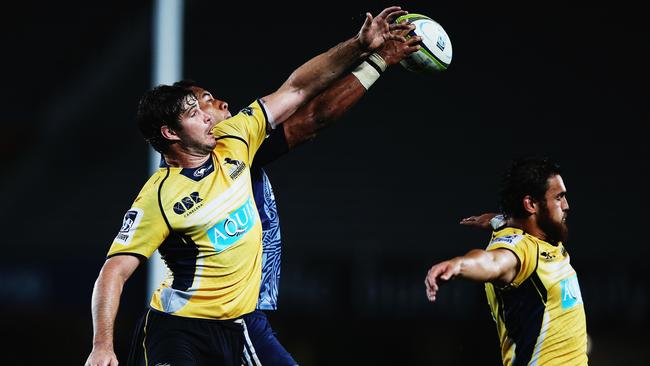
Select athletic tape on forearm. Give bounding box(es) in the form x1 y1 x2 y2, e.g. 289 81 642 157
351 53 386 90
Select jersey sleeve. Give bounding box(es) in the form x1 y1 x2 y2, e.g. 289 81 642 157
210 99 270 165
486 231 537 288
252 126 289 168
107 178 170 260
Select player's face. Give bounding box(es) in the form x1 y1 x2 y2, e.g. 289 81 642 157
176 94 217 155
538 174 570 244
190 86 232 124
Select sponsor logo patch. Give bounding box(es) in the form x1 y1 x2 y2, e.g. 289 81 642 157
173 192 203 216
206 198 256 252
561 274 583 310
489 234 523 248
114 208 144 245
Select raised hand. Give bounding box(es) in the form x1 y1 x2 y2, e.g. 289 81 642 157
358 6 413 52
377 27 421 66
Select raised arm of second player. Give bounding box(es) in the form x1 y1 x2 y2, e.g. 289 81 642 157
260 6 411 125
281 35 421 149
424 248 519 302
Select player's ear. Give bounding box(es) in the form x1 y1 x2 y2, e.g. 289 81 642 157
161 125 181 141
522 195 538 215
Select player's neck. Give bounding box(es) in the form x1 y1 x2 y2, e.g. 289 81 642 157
509 217 547 242
163 149 211 168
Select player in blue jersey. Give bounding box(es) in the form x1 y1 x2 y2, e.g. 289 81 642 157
174 32 420 366
85 7 415 366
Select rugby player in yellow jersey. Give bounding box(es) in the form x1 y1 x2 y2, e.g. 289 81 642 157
172 32 419 366
84 6 414 366
425 157 587 366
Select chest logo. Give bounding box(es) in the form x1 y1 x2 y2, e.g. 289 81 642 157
560 274 583 310
173 192 203 216
207 197 257 252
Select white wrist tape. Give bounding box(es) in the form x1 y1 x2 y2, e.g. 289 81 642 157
368 53 387 72
490 214 507 230
351 53 386 90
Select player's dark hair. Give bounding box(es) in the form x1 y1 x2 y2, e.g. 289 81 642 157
136 84 194 153
173 79 198 90
499 156 562 219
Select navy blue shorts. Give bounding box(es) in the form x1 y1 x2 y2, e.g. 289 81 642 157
127 308 244 366
242 310 298 366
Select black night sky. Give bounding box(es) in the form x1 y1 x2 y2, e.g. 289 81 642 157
1 2 648 365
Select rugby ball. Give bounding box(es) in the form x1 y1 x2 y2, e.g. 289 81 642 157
396 14 452 74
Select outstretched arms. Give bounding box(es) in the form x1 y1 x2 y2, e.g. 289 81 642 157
281 36 420 149
261 6 412 126
252 31 420 167
85 255 141 366
424 248 519 302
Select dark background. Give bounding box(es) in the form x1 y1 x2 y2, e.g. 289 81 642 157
2 1 648 365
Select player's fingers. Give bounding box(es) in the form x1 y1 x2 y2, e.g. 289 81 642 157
386 33 407 43
403 44 421 55
361 12 373 29
426 272 439 291
394 20 413 37
405 36 421 45
426 287 437 302
389 22 413 32
377 7 405 22
460 217 478 225
426 280 438 293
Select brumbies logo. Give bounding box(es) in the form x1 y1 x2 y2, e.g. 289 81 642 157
173 192 203 216
114 208 144 245
224 157 246 180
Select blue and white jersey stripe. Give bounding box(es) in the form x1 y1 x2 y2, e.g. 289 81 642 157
252 168 281 310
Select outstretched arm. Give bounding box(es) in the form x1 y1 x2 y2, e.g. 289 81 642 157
282 35 420 149
85 255 141 366
252 31 420 167
261 6 412 126
424 248 519 302
459 212 503 230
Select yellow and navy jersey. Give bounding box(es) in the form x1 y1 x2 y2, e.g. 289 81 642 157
485 227 587 366
108 100 270 320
